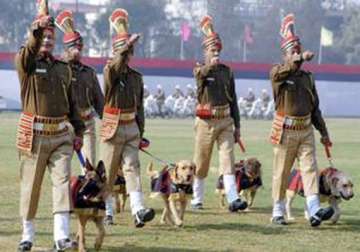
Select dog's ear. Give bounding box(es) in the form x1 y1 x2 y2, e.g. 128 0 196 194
191 163 196 174
85 158 94 172
331 177 339 186
96 161 106 180
175 164 179 180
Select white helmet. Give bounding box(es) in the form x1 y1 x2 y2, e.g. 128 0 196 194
175 85 180 89
157 84 162 89
187 84 192 89
144 85 148 90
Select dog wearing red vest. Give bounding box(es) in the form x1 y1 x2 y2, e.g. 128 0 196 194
216 158 262 210
71 160 108 252
286 167 354 224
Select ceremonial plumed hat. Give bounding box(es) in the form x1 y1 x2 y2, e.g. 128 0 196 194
33 0 55 31
109 8 130 52
200 15 222 51
280 13 300 51
55 10 83 49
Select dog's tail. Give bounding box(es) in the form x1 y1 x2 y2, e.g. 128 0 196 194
146 161 158 178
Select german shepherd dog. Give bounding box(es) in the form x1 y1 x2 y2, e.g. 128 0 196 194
71 160 108 252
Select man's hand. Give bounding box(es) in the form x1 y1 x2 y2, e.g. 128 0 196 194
73 136 83 152
210 56 219 66
302 50 315 62
128 33 140 46
234 128 241 143
320 136 332 147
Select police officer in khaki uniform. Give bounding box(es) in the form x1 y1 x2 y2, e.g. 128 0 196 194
270 13 334 226
55 10 104 169
100 8 155 227
15 1 85 251
191 16 247 212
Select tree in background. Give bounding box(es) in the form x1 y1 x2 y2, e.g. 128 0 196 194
0 0 35 51
336 5 360 64
207 0 244 61
93 0 172 58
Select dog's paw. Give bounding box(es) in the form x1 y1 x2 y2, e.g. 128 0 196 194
174 220 183 227
330 214 340 224
94 242 102 251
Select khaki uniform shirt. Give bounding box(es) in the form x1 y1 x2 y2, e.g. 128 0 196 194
69 62 104 118
194 63 240 128
270 62 328 137
103 47 145 136
15 23 85 136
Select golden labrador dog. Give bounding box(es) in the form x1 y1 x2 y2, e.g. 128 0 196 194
286 167 354 224
71 160 108 252
147 160 195 227
216 158 262 210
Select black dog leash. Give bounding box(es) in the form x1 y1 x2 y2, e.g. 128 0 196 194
140 148 176 170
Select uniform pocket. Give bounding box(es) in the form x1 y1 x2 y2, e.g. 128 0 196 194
34 74 49 93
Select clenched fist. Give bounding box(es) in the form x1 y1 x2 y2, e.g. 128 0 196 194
302 50 315 61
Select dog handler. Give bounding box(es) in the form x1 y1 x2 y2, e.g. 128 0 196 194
270 13 334 226
191 15 248 212
55 10 104 170
15 1 85 251
99 8 155 227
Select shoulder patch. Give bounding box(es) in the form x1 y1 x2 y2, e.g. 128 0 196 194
81 63 96 73
129 67 143 77
55 59 69 65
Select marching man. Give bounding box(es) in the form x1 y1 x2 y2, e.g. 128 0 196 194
55 10 104 170
15 1 85 251
191 16 248 212
100 8 155 227
270 13 334 226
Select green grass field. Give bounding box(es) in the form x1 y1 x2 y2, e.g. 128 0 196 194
0 113 359 252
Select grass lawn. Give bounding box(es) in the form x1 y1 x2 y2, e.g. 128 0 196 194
0 113 359 252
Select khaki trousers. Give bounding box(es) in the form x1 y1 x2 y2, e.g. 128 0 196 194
19 131 74 220
193 117 235 179
82 118 96 167
100 122 141 193
272 127 319 201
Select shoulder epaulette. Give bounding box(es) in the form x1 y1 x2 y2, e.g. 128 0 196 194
128 67 143 77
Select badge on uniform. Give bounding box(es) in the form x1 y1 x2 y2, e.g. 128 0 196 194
285 80 294 85
206 77 215 85
119 80 126 88
35 68 47 74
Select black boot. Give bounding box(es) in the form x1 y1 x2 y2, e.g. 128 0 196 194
18 241 32 252
191 202 204 210
134 208 155 228
271 216 288 225
103 215 114 226
54 238 77 251
310 207 335 227
228 198 248 212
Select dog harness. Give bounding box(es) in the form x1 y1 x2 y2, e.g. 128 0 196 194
288 168 338 197
71 176 105 216
150 170 193 201
216 167 263 193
